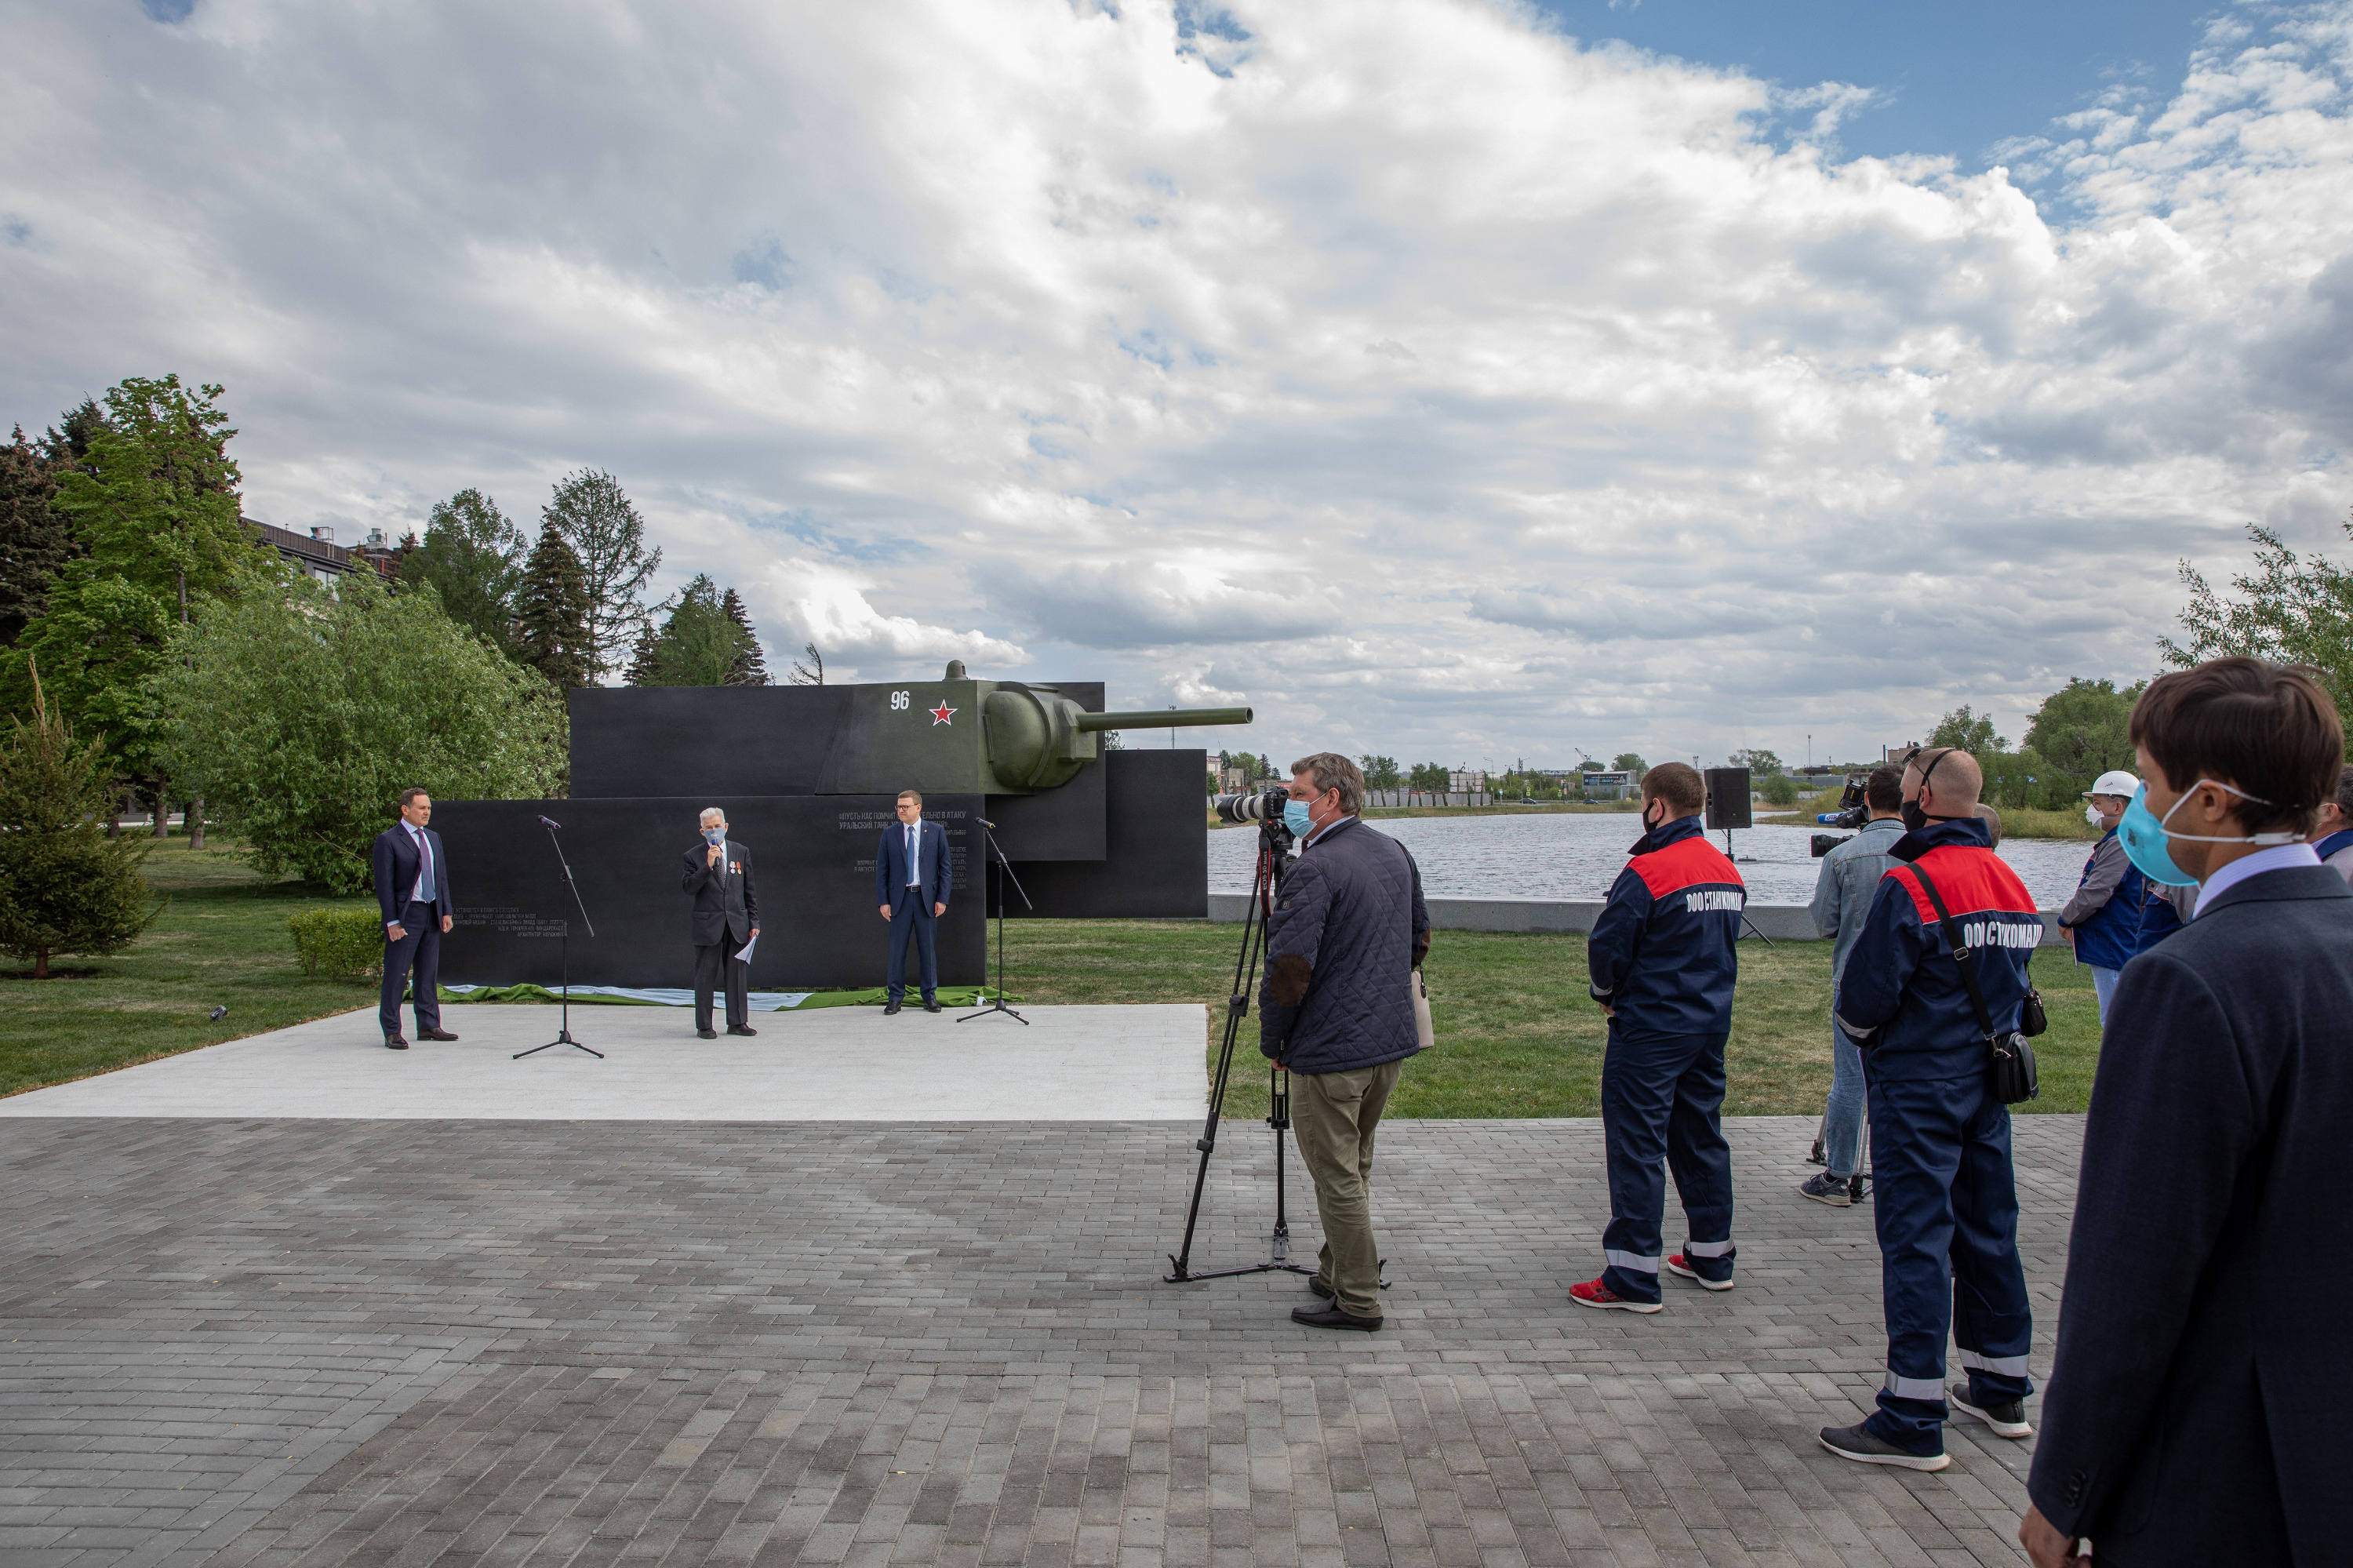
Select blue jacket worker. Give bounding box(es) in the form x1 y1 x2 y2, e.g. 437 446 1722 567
1821 746 2041 1472
1260 751 1431 1333
2056 769 2144 1024
1803 764 1906 1206
2022 660 2353 1568
371 788 457 1051
875 789 952 1013
1574 762 1745 1312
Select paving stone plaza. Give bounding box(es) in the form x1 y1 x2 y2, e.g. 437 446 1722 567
0 1007 2075 1567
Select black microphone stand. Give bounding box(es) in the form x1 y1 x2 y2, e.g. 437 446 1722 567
515 817 604 1060
959 820 1031 1025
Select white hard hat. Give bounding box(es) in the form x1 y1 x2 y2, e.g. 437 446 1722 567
2084 770 2140 799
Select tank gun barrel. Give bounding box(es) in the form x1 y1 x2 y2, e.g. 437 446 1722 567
1075 707 1253 733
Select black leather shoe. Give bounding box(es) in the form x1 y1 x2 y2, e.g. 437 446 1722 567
1291 1304 1380 1331
1306 1276 1337 1300
696 1028 718 1040
418 1028 460 1042
883 1000 903 1015
923 998 941 1013
384 1036 409 1050
727 1024 758 1036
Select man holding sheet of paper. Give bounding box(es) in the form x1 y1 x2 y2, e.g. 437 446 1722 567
681 806 760 1039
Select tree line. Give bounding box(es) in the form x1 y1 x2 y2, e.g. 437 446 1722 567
0 374 800 971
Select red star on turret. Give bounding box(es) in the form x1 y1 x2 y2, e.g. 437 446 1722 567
929 701 956 725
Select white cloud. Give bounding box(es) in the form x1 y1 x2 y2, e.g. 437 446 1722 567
3 0 2351 761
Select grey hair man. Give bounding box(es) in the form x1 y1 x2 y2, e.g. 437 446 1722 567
681 806 760 1039
1260 751 1431 1332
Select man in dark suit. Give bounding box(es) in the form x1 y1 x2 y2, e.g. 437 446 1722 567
681 806 759 1040
2022 658 2353 1566
875 788 951 1014
372 788 458 1050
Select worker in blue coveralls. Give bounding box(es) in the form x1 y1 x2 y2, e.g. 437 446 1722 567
1573 762 1747 1313
1821 746 2042 1472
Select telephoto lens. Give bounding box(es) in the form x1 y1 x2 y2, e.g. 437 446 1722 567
1213 788 1290 825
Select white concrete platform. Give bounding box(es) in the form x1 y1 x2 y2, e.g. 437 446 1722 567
0 1003 1211 1121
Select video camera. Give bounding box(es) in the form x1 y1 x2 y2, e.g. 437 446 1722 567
1809 772 1871 857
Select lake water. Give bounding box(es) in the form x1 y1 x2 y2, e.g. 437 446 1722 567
1206 813 2092 908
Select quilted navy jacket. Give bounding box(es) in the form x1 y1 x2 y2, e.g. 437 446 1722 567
1258 816 1431 1075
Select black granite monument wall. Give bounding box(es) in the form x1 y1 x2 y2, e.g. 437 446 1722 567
432 795 987 990
999 751 1209 920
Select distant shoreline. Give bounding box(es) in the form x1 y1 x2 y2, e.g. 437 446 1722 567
1206 799 2101 842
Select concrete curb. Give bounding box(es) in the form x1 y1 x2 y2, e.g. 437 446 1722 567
1206 891 2071 946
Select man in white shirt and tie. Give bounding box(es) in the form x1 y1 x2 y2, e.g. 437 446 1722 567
371 788 458 1050
875 789 951 1014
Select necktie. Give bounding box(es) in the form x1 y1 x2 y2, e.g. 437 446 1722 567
907 825 918 886
415 828 435 904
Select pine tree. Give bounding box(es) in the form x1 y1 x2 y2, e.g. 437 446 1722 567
720 588 769 686
544 469 660 681
0 427 78 647
514 520 593 689
0 660 155 977
622 624 664 686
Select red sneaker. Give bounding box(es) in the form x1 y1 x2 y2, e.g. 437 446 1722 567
1666 1254 1735 1292
1569 1277 1662 1313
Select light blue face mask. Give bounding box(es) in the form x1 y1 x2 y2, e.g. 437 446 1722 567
1282 799 1316 839
703 826 726 846
2115 780 2300 888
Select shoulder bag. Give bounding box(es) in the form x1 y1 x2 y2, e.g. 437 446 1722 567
1898 863 2040 1104
1409 967 1435 1050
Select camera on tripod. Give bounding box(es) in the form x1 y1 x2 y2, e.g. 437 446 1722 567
1213 788 1291 828
1809 772 1870 857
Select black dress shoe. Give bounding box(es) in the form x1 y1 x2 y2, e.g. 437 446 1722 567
727 1024 758 1036
384 1036 409 1050
1291 1304 1380 1331
1306 1275 1337 1300
696 1028 718 1039
922 998 941 1013
883 1000 903 1016
418 1028 460 1042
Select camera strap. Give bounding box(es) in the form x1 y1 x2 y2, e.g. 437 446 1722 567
1898 862 1999 1043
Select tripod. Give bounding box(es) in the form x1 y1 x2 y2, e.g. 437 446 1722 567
515 817 604 1060
959 820 1032 1024
1165 819 1315 1283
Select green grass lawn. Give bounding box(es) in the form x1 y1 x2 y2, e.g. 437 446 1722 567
0 838 384 1098
3 842 2105 1115
997 918 2100 1119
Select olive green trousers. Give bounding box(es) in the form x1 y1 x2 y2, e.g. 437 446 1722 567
1291 1058 1404 1319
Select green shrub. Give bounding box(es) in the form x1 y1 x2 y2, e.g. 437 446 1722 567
289 907 385 981
1758 773 1800 806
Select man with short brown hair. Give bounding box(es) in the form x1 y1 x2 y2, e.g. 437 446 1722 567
2022 658 2353 1566
372 788 457 1050
1574 762 1746 1312
875 788 951 1013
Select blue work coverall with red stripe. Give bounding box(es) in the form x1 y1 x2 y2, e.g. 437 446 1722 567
1586 814 1747 1302
1836 817 2040 1452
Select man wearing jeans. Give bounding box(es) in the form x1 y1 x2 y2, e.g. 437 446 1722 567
1804 765 1906 1205
1260 752 1431 1332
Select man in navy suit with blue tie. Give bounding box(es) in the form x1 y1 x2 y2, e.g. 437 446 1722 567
875 789 951 1014
372 788 457 1050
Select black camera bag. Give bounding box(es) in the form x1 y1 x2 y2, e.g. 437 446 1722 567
1899 863 2039 1104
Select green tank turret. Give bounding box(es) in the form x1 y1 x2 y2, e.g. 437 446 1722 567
806 660 1251 797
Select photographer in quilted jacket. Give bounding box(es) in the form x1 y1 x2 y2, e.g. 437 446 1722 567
1260 751 1431 1333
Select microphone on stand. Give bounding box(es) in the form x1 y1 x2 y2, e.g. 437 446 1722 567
538 816 562 830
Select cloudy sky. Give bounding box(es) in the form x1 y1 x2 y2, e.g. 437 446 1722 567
5 1 2351 771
